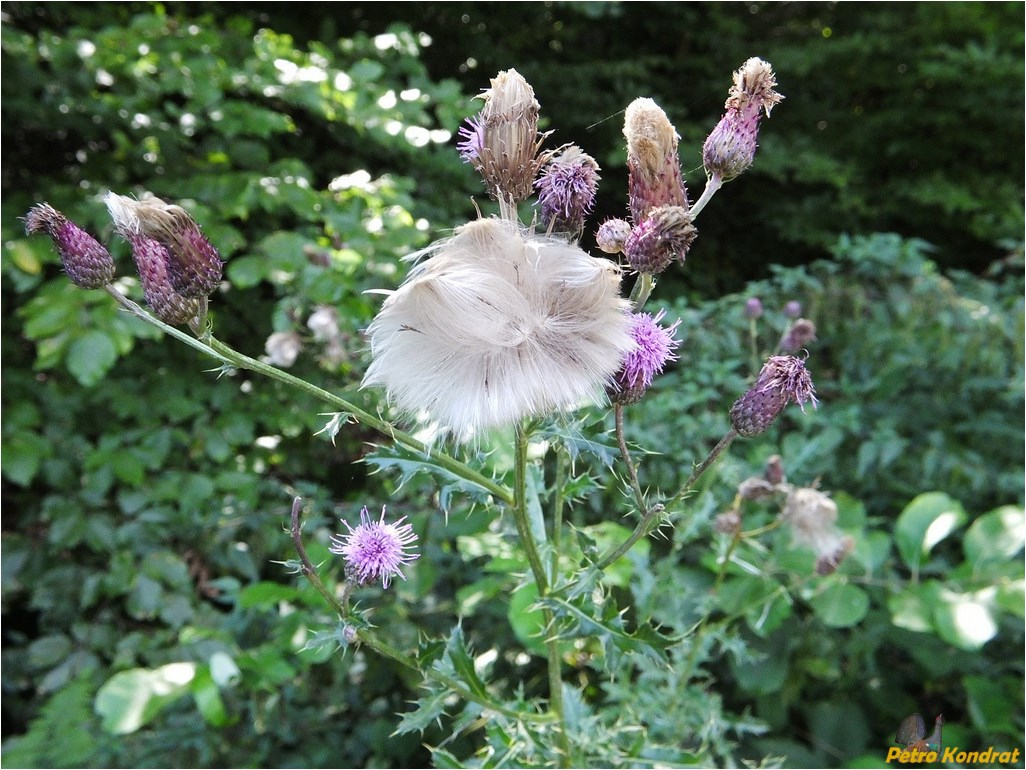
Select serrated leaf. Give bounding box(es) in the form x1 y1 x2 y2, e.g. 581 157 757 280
440 626 489 700
363 444 497 511
393 689 449 736
65 330 118 387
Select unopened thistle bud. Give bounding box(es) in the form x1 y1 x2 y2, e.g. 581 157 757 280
623 205 696 274
535 145 600 237
738 476 776 501
744 297 764 319
783 300 802 319
609 309 681 405
703 57 783 184
764 454 786 485
122 232 203 326
623 98 690 225
713 509 742 535
105 193 223 298
596 218 632 254
24 203 116 289
457 69 549 205
729 355 817 437
780 318 817 352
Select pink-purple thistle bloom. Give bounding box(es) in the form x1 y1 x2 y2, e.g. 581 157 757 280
105 193 223 299
24 203 116 289
703 57 783 184
329 506 419 589
123 232 203 326
729 355 817 437
535 146 600 236
622 205 696 274
610 310 681 404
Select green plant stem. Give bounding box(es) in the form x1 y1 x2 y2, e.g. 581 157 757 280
594 429 738 572
510 423 549 592
103 284 512 505
509 425 570 764
614 405 648 517
749 317 760 375
666 429 739 510
689 174 723 219
288 498 553 725
628 272 655 310
549 444 568 584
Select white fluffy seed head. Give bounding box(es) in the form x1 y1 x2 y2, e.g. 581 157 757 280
363 218 633 442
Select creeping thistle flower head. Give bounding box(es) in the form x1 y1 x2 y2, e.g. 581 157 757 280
330 506 419 589
363 217 633 442
780 318 817 352
105 193 223 298
730 355 817 437
623 98 690 224
610 309 681 405
457 69 550 206
25 203 116 289
703 57 783 184
535 145 600 238
622 205 697 273
596 218 632 255
123 232 203 326
780 487 854 576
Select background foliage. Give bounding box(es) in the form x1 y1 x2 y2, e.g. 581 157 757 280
2 3 1023 768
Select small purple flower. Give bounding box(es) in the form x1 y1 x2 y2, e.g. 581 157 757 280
780 318 817 352
610 310 681 404
744 297 764 319
456 115 484 163
783 300 802 319
25 203 116 289
330 506 419 589
729 355 817 437
535 146 600 236
623 205 696 274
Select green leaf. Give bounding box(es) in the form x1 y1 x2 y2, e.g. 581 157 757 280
95 662 197 734
508 581 547 655
888 581 936 633
225 254 267 288
65 331 118 387
191 665 229 727
963 506 1026 568
930 586 998 650
894 492 967 572
808 581 869 628
238 581 302 609
0 431 51 486
439 626 489 700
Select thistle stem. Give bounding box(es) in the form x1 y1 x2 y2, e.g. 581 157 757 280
628 272 655 310
689 174 723 220
511 423 548 592
549 444 569 583
102 284 512 505
614 405 648 517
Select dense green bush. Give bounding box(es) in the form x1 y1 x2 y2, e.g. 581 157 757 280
2 5 1022 769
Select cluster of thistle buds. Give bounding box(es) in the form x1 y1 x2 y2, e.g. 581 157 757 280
24 195 224 329
715 455 855 575
596 57 782 276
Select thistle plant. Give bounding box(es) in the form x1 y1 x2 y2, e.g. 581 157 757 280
26 59 840 767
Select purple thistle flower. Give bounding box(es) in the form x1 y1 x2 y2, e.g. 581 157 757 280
595 218 632 254
24 203 116 289
123 232 203 326
783 300 802 319
780 318 817 352
744 297 764 319
535 146 600 236
610 309 681 404
703 57 783 184
623 205 696 274
329 506 419 589
729 355 817 437
456 115 485 163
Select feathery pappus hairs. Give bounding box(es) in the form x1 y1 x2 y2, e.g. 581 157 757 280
362 217 634 443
